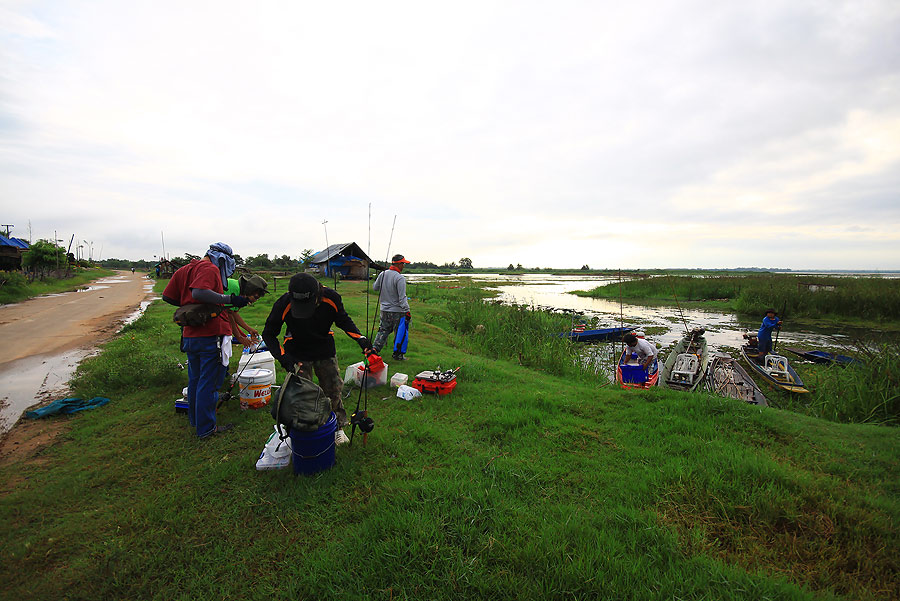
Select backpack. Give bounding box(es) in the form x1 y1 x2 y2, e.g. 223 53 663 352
271 371 331 433
173 303 220 327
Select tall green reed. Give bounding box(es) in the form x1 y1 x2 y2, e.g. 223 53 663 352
445 290 598 380
795 343 900 426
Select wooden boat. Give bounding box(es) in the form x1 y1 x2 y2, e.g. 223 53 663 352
784 347 862 367
740 343 809 394
559 325 633 343
615 350 659 389
706 352 767 406
660 329 709 391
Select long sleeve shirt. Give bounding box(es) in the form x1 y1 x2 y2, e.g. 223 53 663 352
757 316 781 342
372 267 409 313
262 286 368 364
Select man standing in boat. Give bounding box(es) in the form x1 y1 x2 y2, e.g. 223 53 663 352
756 308 782 364
372 254 411 361
622 333 658 370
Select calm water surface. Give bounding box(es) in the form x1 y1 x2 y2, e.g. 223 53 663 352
407 273 880 353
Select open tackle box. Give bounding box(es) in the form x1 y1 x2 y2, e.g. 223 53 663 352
411 367 460 395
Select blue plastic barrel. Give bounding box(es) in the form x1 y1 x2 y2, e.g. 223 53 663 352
290 412 337 476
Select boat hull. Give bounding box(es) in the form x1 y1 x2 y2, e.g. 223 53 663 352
784 347 861 367
707 353 767 406
615 351 659 389
740 346 809 394
560 326 633 343
660 331 709 392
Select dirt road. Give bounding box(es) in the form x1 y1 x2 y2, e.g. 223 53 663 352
0 271 155 434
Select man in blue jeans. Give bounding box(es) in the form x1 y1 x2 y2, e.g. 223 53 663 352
163 243 249 438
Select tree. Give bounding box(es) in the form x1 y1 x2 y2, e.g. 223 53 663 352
516 263 523 270
299 249 314 268
581 264 590 270
22 239 66 281
459 257 473 269
245 254 272 269
273 254 294 269
507 263 515 271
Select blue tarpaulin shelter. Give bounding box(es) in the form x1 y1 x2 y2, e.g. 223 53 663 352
309 243 384 279
0 234 29 269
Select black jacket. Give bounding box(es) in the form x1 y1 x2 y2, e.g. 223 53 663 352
262 286 369 365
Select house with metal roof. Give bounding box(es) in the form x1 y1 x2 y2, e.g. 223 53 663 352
308 243 384 279
0 235 30 270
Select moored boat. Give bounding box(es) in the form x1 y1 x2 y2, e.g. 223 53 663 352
706 352 767 406
660 329 709 391
784 347 862 367
559 325 633 343
615 350 659 389
740 336 809 394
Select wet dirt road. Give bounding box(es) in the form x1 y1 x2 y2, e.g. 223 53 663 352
0 271 155 434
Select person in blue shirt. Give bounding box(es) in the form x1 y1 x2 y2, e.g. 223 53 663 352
757 308 782 363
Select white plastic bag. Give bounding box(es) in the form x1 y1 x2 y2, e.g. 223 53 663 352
397 384 422 400
255 425 292 470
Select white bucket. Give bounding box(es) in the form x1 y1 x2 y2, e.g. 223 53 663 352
237 350 276 377
238 368 274 410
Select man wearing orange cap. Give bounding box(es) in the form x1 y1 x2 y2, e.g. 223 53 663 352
372 254 411 360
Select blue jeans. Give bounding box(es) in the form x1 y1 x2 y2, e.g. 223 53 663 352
183 336 226 438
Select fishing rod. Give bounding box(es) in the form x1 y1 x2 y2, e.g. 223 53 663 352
368 214 397 341
351 204 379 447
773 301 786 354
217 340 264 410
322 219 337 291
666 273 690 337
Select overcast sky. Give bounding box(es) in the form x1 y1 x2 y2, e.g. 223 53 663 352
2 0 899 270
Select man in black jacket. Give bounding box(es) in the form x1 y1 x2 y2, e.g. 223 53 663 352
262 273 372 445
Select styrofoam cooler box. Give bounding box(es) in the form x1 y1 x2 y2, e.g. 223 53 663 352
343 361 389 388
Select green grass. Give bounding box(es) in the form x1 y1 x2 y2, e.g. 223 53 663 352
772 344 900 426
1 279 897 600
576 274 900 324
0 267 115 305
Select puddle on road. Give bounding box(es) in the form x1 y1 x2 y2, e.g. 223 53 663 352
0 275 158 436
121 296 160 328
0 348 99 436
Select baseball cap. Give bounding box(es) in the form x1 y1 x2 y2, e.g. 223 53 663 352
391 254 410 264
289 273 320 318
239 274 269 297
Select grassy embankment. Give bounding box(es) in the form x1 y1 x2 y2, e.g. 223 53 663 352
0 267 116 305
0 278 897 600
574 274 900 328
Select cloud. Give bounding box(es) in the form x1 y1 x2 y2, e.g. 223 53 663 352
1 0 899 269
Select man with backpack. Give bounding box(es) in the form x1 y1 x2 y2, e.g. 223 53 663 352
163 243 250 439
261 273 373 445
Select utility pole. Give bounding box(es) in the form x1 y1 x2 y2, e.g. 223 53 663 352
1 224 12 237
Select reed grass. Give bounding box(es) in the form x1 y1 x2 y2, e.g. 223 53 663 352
777 343 900 426
579 274 900 322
